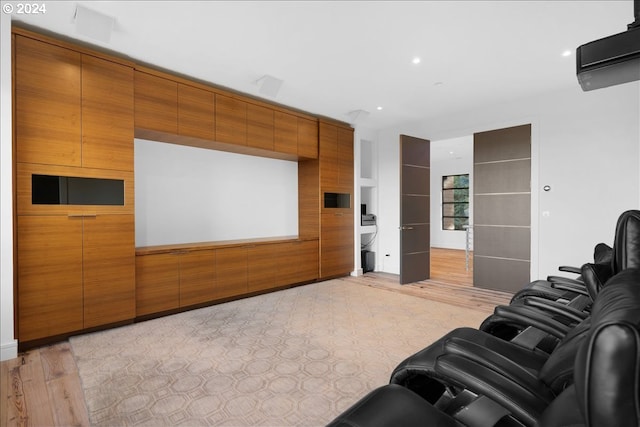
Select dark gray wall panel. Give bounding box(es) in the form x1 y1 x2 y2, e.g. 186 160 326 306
402 194 430 225
474 159 531 194
473 256 531 292
474 194 530 227
401 252 430 284
474 225 531 260
401 135 430 166
402 165 430 195
402 224 430 253
473 124 531 163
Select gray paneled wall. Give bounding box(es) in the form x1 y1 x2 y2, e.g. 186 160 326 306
473 124 531 292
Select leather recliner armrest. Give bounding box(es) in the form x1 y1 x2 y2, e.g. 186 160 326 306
550 281 590 296
489 305 572 339
523 297 588 323
443 337 545 400
435 353 551 427
557 265 581 275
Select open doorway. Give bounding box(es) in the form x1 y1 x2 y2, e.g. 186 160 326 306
430 124 532 292
430 136 474 286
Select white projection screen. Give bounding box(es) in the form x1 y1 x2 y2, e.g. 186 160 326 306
134 139 299 247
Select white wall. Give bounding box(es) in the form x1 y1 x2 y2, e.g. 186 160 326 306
430 136 474 250
135 139 299 247
375 82 640 279
0 12 17 361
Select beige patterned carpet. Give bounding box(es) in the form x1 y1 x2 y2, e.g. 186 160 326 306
69 277 493 426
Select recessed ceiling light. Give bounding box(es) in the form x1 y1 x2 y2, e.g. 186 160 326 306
412 57 421 64
562 50 572 57
376 106 383 111
434 81 444 86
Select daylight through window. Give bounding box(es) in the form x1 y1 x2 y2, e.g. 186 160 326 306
442 174 469 230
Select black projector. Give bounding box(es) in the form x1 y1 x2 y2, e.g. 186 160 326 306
576 1 640 92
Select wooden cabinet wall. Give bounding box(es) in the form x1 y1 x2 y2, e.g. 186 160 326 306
247 103 275 151
133 69 319 160
178 84 215 141
13 27 352 346
320 212 354 279
319 121 355 279
248 240 319 293
135 249 217 316
134 71 178 135
14 31 136 345
135 253 180 316
135 239 319 318
15 35 134 172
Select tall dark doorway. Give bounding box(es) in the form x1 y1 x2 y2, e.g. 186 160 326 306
473 124 531 292
399 134 431 284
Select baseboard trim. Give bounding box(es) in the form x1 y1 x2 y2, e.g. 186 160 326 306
1 339 18 361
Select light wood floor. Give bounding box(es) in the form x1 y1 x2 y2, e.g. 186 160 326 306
0 247 510 427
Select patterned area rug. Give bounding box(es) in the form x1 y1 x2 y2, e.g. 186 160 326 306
69 278 492 426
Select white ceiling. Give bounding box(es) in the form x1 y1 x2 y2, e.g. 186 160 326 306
9 1 636 130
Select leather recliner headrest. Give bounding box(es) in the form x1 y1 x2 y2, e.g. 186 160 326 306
613 210 640 272
573 268 640 427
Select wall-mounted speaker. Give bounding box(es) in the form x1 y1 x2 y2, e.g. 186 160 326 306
256 75 284 98
74 5 115 43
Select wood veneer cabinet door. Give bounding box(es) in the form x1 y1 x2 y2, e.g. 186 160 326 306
320 212 354 278
297 118 319 159
82 55 134 172
298 159 320 239
135 253 180 316
15 35 81 167
179 250 216 307
247 103 274 151
338 127 355 192
275 243 299 286
215 94 247 146
83 215 135 328
319 122 339 191
215 247 247 299
134 71 178 134
17 216 83 342
274 111 298 155
296 240 319 282
247 244 278 293
178 84 215 141
320 122 354 193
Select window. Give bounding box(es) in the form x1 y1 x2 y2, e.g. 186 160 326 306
442 174 469 230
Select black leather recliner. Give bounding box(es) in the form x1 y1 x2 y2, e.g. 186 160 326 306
386 211 640 403
327 268 640 427
479 210 640 343
508 242 611 304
